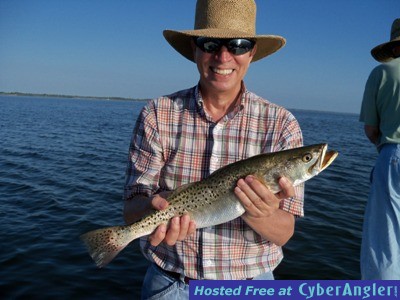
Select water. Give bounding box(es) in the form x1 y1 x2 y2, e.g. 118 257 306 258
0 95 376 299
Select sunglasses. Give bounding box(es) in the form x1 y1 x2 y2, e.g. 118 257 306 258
193 37 255 55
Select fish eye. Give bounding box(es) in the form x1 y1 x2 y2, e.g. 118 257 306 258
302 153 313 162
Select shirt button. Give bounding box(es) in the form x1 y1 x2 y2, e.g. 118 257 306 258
204 260 213 267
214 124 223 132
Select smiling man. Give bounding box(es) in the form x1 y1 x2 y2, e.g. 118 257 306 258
123 1 304 299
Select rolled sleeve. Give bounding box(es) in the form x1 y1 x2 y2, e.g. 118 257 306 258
124 102 164 200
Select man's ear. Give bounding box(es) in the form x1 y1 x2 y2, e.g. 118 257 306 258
250 44 257 59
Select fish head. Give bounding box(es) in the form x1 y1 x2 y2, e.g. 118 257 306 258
289 143 338 186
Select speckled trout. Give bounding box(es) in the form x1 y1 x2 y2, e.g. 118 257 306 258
81 143 338 267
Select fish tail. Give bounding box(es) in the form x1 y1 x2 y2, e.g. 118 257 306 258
80 225 131 268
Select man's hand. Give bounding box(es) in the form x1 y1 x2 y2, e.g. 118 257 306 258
147 192 196 247
234 175 296 246
235 175 294 218
364 125 380 146
124 191 196 247
148 214 196 247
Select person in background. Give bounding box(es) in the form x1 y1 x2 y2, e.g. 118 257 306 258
359 18 400 280
124 0 304 298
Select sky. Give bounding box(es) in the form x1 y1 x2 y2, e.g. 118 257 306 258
0 0 399 113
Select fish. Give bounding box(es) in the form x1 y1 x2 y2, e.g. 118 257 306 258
80 143 338 268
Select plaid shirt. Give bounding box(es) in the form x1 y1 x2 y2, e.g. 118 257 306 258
124 84 304 280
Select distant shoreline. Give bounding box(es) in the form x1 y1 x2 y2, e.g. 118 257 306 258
0 91 148 102
0 91 358 115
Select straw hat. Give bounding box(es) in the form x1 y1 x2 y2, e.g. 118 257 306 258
371 18 400 62
163 0 286 63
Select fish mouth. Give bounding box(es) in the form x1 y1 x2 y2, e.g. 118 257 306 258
319 144 339 172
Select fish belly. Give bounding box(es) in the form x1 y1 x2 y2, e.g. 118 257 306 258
190 193 245 228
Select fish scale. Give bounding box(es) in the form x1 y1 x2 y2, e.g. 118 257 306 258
81 143 338 267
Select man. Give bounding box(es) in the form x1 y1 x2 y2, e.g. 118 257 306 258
124 0 304 298
359 18 400 280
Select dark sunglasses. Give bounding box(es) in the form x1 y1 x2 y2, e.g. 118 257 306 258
193 37 255 55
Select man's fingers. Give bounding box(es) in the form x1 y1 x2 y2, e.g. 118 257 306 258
151 194 169 211
177 214 190 241
275 177 295 199
188 220 196 235
235 176 274 211
148 215 196 247
148 224 167 247
164 217 180 246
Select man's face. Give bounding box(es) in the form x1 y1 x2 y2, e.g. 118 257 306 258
192 39 256 95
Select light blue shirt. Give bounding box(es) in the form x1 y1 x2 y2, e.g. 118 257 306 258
359 58 400 148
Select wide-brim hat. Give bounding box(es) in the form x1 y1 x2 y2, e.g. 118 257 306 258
163 0 286 63
371 18 400 62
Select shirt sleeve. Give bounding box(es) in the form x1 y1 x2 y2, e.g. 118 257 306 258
359 68 380 126
123 101 164 200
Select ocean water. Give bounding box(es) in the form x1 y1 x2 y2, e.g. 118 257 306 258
0 95 376 299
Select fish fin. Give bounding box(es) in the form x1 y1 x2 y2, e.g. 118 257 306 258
253 174 267 185
80 226 129 268
254 174 281 194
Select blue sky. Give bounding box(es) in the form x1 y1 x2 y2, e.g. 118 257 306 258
0 0 398 113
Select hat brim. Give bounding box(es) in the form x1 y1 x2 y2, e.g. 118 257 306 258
371 39 400 62
163 29 286 63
